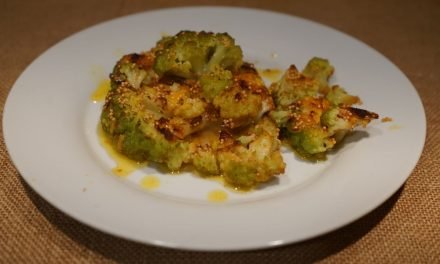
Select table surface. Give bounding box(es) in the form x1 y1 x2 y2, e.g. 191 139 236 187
1 0 439 263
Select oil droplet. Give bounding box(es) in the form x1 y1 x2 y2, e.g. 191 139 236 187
140 175 160 190
381 117 393 123
91 79 110 103
389 124 401 131
258 68 282 82
97 124 146 177
208 189 228 203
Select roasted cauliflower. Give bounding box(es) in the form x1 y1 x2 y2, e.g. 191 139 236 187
100 31 378 189
153 31 243 79
101 31 285 189
269 57 378 160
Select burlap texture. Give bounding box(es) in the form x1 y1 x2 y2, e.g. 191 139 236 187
1 0 439 263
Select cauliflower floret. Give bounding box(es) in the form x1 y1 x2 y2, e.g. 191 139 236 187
325 85 361 106
213 63 274 128
101 32 377 188
269 57 378 160
111 53 158 90
153 31 243 79
302 57 334 92
101 31 283 189
199 66 233 100
270 65 320 108
188 117 285 189
219 118 285 189
101 87 189 171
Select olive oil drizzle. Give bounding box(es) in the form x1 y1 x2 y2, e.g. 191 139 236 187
97 124 146 177
257 68 282 82
208 189 228 202
91 79 110 102
140 175 161 190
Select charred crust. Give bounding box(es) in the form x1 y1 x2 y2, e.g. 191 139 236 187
219 130 230 140
159 75 186 85
348 107 379 119
288 64 299 72
110 72 126 85
154 117 175 140
234 92 242 101
239 80 249 90
133 52 156 70
240 62 258 73
128 53 141 63
219 130 234 145
190 116 203 127
204 104 220 120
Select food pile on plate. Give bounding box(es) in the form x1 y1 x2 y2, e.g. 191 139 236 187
100 31 378 189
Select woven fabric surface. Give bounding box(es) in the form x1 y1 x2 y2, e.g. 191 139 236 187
1 0 439 263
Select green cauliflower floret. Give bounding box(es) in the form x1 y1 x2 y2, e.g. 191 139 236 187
211 63 274 129
192 149 219 175
110 53 158 90
268 110 291 127
153 31 243 79
269 57 378 160
282 99 378 161
199 66 233 100
286 128 335 161
119 63 146 90
321 107 352 134
321 107 379 142
302 57 334 91
189 130 222 175
270 58 333 109
280 96 335 161
325 85 361 106
100 31 288 189
218 153 258 188
270 65 320 108
213 83 263 127
218 117 285 189
188 117 285 189
100 87 189 171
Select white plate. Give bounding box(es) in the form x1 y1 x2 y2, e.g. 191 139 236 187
3 7 426 251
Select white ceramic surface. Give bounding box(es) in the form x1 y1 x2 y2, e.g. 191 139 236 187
3 7 426 251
